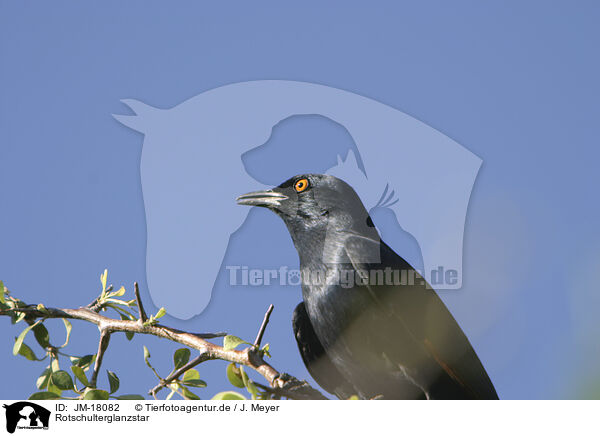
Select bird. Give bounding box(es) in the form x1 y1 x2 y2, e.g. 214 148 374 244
236 174 498 399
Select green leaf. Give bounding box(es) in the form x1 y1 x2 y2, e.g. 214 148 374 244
238 366 258 399
142 318 157 327
13 322 37 356
83 389 109 400
71 366 90 387
211 391 246 400
180 386 200 400
106 370 120 394
111 286 126 297
226 363 245 388
261 343 271 358
173 348 191 369
51 357 60 372
100 269 108 293
115 394 145 400
154 307 166 319
182 368 200 382
143 345 151 365
105 299 134 308
182 369 206 388
46 378 62 396
246 378 258 395
239 365 249 386
36 368 52 390
29 391 61 400
182 379 207 388
223 335 249 351
51 370 75 391
0 280 5 304
72 354 95 370
17 342 42 361
60 319 72 348
246 380 258 399
33 323 50 349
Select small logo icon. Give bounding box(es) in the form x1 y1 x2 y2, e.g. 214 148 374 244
3 402 50 433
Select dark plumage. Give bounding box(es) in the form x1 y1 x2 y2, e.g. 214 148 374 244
237 174 498 399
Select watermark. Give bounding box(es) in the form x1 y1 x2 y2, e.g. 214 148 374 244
115 80 481 318
226 265 459 289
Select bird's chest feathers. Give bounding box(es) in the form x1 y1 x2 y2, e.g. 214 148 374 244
294 223 377 347
300 265 373 350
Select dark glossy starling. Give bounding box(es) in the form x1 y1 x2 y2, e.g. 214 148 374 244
237 174 498 399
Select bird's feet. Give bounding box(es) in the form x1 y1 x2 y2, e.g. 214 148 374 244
272 372 293 387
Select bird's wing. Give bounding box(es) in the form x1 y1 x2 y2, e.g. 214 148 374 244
292 302 356 399
343 234 498 399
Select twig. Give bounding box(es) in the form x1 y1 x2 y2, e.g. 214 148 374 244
254 304 274 348
86 297 101 312
133 282 147 323
87 286 114 312
148 354 210 397
90 330 111 388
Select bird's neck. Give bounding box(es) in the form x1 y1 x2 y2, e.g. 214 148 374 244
288 213 378 263
288 223 332 267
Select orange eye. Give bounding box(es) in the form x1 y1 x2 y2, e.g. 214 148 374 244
294 178 309 193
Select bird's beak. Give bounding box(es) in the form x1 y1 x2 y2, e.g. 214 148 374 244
236 190 288 208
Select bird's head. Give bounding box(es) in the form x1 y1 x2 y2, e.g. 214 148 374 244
236 174 377 244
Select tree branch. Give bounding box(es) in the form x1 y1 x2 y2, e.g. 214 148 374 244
1 297 326 400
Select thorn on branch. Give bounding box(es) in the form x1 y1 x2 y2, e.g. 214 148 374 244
133 282 147 324
253 304 274 349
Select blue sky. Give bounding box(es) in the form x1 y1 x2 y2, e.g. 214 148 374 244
1 1 599 400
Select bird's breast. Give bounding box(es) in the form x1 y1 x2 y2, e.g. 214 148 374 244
300 264 373 348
